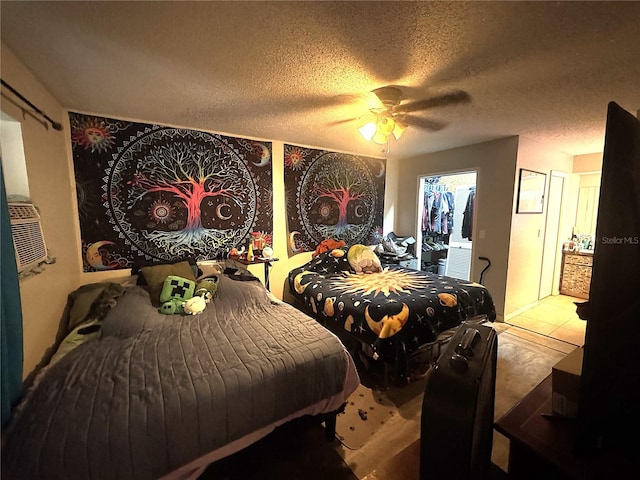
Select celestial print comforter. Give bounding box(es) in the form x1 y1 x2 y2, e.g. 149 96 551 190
287 249 496 373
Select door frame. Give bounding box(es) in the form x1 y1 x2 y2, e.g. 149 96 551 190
415 168 479 279
539 170 570 298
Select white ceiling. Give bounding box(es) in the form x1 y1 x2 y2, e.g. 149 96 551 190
2 1 639 160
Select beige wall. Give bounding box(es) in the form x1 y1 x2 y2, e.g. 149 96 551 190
573 152 603 173
393 137 520 321
1 44 83 378
505 137 575 316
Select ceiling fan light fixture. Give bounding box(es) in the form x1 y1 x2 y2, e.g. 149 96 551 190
372 131 389 145
392 121 407 140
358 121 377 141
376 115 395 136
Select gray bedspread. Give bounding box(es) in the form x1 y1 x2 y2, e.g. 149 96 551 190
2 275 350 479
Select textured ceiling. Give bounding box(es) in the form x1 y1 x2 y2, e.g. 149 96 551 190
1 1 639 159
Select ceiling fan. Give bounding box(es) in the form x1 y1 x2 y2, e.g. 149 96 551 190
344 85 471 150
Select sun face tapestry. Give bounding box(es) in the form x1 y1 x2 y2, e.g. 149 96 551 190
70 112 273 272
284 144 385 254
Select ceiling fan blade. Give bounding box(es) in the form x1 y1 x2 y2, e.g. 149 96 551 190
371 86 403 108
330 92 384 110
326 113 375 127
400 115 447 131
326 117 360 127
396 90 471 113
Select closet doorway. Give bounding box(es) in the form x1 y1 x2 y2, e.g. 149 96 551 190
416 171 477 281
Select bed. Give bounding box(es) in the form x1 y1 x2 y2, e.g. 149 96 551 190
286 247 496 379
1 269 359 480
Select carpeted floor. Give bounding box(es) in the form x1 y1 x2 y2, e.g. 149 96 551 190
202 322 577 479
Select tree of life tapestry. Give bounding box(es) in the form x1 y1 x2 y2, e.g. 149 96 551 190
284 144 385 254
70 112 273 272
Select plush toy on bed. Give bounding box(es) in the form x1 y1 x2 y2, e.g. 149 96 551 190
182 296 206 315
313 238 347 257
347 244 382 274
159 298 185 315
159 275 196 315
194 276 219 303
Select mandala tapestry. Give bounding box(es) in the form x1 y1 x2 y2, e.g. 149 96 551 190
70 112 273 272
284 144 385 254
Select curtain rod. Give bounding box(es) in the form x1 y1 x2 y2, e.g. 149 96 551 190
0 79 63 131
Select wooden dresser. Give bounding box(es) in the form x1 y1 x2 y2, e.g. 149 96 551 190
560 252 593 299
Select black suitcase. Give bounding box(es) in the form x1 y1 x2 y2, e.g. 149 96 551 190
420 321 498 480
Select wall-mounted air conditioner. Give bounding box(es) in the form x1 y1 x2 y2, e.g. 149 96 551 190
8 202 47 272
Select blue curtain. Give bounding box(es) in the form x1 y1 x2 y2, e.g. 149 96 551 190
1 164 24 427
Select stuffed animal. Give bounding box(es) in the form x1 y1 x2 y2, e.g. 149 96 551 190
347 244 382 274
183 296 206 315
159 275 196 303
159 298 185 315
158 275 196 315
194 276 219 303
313 239 346 257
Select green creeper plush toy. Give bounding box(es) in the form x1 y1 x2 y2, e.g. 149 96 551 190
159 275 196 315
159 298 185 315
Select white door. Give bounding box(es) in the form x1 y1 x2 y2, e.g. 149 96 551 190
539 173 565 298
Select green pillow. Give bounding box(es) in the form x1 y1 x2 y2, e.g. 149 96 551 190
141 261 196 305
160 275 195 303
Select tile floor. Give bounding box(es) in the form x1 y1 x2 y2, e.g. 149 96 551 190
506 294 587 346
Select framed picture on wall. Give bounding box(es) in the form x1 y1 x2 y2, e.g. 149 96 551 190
516 168 546 213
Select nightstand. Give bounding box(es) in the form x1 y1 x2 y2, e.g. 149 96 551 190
228 257 279 291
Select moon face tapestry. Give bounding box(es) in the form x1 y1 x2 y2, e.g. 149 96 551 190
284 144 385 254
70 112 273 272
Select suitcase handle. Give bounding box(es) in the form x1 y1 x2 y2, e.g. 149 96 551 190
448 327 482 373
456 327 481 358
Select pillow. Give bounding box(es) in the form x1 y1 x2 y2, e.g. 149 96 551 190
347 244 383 274
141 261 197 305
160 275 196 303
135 258 201 285
49 318 102 366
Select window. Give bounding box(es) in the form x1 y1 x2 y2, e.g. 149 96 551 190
1 111 49 275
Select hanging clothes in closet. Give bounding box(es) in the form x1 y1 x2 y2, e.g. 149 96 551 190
462 187 475 240
423 185 455 235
